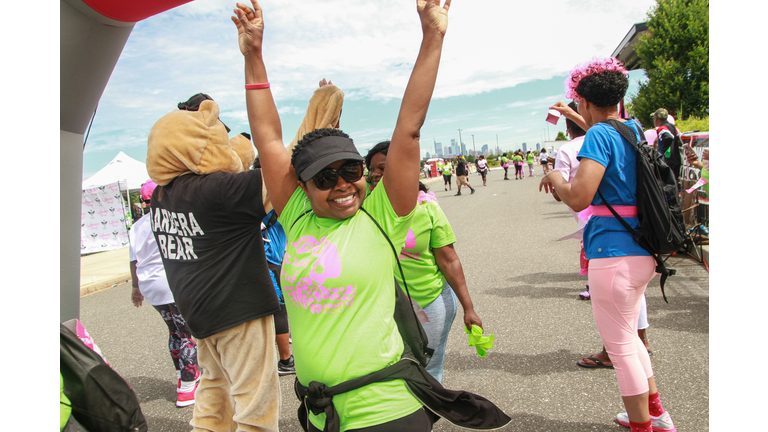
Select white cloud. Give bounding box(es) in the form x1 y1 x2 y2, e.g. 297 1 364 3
82 0 657 172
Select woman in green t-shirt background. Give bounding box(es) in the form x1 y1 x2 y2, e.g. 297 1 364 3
439 160 453 191
526 150 536 177
512 152 524 179
367 143 484 383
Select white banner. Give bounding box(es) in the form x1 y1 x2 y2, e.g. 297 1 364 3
81 181 130 254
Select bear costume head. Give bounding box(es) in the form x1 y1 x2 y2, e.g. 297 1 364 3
146 99 253 185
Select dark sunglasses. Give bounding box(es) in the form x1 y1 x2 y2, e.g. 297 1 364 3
312 161 364 190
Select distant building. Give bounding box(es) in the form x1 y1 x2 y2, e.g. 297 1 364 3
425 151 431 159
481 144 489 155
536 143 540 152
460 143 467 155
450 139 459 156
522 143 527 153
434 139 443 158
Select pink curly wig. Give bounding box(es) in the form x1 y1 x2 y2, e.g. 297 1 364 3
565 57 628 102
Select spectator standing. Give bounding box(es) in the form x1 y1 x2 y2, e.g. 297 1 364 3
539 148 550 174
253 157 295 376
652 108 682 180
512 152 524 179
541 57 676 432
129 180 200 408
545 101 653 369
501 154 510 180
440 159 453 191
476 155 489 186
526 150 536 177
366 140 390 193
367 148 484 383
686 148 709 196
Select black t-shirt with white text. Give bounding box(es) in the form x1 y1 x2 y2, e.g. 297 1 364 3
151 170 279 339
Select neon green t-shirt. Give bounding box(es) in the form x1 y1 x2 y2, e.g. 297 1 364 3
512 155 523 164
501 156 508 165
278 183 421 431
526 153 535 164
395 195 456 308
440 162 453 175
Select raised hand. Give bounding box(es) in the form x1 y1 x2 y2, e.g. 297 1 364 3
417 0 451 37
231 1 265 56
549 101 574 116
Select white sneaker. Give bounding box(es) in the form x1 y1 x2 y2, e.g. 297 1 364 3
616 411 676 431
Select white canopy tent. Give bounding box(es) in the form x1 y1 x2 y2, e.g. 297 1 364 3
82 151 150 191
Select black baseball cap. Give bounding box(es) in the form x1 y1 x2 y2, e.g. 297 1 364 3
293 136 364 182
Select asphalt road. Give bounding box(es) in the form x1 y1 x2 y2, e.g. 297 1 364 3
79 167 709 431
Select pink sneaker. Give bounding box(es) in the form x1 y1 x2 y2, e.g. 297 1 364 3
176 380 199 407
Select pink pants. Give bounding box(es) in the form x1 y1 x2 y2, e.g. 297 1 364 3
588 255 656 397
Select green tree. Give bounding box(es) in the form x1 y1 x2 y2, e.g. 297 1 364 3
555 131 568 141
629 0 709 128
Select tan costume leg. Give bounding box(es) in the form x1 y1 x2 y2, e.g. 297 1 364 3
191 316 280 432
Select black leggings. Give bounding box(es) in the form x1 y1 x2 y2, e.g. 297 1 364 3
443 174 452 186
308 408 434 432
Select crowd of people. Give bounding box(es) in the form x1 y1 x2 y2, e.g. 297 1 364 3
119 2 711 432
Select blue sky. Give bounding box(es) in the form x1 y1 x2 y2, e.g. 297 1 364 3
82 0 656 179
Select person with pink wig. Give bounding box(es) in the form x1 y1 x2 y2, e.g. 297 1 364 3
540 57 676 432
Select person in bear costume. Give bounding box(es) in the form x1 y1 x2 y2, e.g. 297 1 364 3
146 95 281 432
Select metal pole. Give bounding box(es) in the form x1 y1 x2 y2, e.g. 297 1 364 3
458 129 463 154
472 134 476 156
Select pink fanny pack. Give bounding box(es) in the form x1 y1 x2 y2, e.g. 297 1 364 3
579 205 637 221
587 205 637 218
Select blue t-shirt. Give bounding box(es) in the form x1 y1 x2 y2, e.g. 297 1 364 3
577 120 650 259
262 210 287 265
263 210 287 303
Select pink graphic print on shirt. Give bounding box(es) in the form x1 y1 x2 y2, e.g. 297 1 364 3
399 229 420 261
282 235 357 315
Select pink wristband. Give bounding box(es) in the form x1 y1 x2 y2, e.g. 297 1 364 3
245 83 270 90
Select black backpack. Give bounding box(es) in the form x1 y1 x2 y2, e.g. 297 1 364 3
598 119 690 302
60 323 148 432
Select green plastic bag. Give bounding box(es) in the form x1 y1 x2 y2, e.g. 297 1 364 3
464 325 494 357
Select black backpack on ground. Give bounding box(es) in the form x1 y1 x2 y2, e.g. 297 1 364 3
60 323 148 432
598 119 690 302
